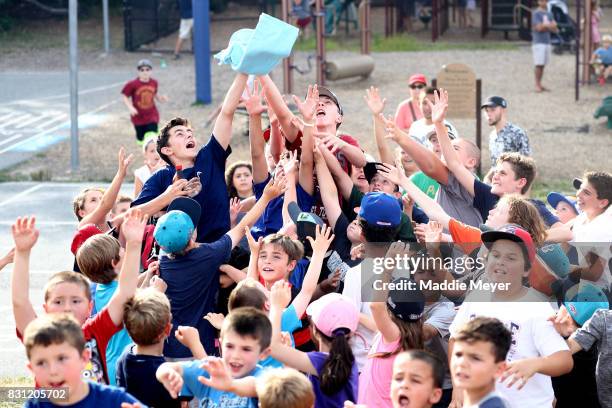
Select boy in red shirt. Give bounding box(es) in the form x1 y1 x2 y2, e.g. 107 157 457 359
121 59 168 144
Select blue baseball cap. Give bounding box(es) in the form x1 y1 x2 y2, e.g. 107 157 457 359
564 281 609 326
537 244 570 279
547 192 579 215
154 210 195 253
358 192 401 228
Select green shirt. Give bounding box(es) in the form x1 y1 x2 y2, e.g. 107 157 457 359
410 171 440 199
342 186 416 242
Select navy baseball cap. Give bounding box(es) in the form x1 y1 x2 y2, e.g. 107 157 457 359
481 224 536 269
288 201 325 242
481 96 507 109
546 192 579 215
387 278 425 322
358 192 401 228
168 197 201 228
573 177 583 190
363 162 383 184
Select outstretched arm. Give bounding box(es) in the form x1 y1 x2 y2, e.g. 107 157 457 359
107 209 147 326
377 162 452 229
314 145 342 229
364 87 394 165
11 217 39 335
293 85 319 195
430 89 476 196
382 115 450 184
79 147 133 228
258 75 300 142
213 73 249 150
245 80 269 184
317 138 354 200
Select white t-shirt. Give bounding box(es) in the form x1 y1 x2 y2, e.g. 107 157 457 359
134 165 153 184
571 208 612 289
408 119 458 146
342 263 376 372
449 291 569 408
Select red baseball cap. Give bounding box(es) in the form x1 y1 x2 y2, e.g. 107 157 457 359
70 224 103 255
481 224 536 269
408 74 427 86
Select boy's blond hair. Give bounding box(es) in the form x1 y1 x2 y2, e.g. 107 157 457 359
261 234 304 263
256 368 314 408
76 234 121 284
123 288 171 346
24 314 85 359
73 187 104 221
44 271 91 303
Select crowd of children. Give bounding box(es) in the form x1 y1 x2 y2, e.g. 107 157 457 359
4 63 612 408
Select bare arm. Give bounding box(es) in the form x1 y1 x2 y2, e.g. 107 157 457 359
364 87 394 164
79 148 133 228
11 217 39 335
245 80 269 184
133 177 144 198
339 143 367 168
314 145 342 229
259 75 300 142
383 115 450 184
294 85 318 195
122 95 138 115
213 73 248 150
106 209 147 326
318 139 353 200
430 90 476 196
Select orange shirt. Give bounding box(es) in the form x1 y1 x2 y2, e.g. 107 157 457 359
448 218 482 256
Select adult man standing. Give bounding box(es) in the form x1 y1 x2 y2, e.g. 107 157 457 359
532 0 558 92
482 96 531 166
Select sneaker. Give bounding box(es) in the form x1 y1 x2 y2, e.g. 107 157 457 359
173 53 181 60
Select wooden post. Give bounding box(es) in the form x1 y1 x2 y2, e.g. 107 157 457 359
315 0 326 85
360 0 371 55
575 0 580 101
582 0 592 83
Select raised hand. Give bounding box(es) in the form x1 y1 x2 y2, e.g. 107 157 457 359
11 217 39 252
547 304 579 338
424 220 443 243
270 279 292 310
321 134 347 154
117 146 134 176
229 197 242 227
381 114 404 143
350 243 365 261
293 84 319 123
401 194 414 217
198 357 234 392
427 88 449 125
364 86 386 115
150 275 167 293
320 269 341 292
306 225 335 255
282 149 299 177
0 247 15 270
262 173 288 199
175 326 202 350
122 208 147 244
204 312 225 330
376 161 406 187
244 226 263 254
244 80 266 116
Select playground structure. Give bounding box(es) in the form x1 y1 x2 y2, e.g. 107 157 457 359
280 0 375 95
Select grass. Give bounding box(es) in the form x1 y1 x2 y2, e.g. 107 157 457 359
293 33 519 53
530 180 575 202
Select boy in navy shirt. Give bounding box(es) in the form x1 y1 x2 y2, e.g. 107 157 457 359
156 177 285 358
132 73 248 243
23 314 143 407
117 288 203 408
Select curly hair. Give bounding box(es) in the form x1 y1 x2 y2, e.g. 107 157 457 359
225 161 253 199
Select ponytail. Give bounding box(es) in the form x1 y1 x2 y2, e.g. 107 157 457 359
318 328 355 396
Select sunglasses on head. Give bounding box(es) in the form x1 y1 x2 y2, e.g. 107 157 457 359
410 84 425 90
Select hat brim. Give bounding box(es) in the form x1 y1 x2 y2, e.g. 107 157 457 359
480 102 498 109
547 192 578 214
168 197 201 227
363 162 383 184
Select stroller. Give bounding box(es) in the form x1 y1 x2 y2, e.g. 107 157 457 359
548 0 577 54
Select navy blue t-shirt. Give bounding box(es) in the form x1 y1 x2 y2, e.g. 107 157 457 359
132 135 231 243
116 345 181 408
178 0 193 18
250 174 314 239
472 179 560 227
160 234 232 358
24 381 143 408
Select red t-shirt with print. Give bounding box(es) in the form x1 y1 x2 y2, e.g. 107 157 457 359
121 78 160 126
17 307 121 385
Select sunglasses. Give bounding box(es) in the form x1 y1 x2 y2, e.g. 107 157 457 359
139 67 151 72
410 84 426 90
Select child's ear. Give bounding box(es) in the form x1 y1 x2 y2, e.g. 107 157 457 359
264 300 271 312
258 346 271 361
87 300 94 316
161 146 173 158
429 387 443 405
493 360 507 380
164 321 173 337
287 260 297 273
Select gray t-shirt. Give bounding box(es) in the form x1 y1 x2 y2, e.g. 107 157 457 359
437 172 483 228
532 10 553 44
573 309 612 408
424 300 457 390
